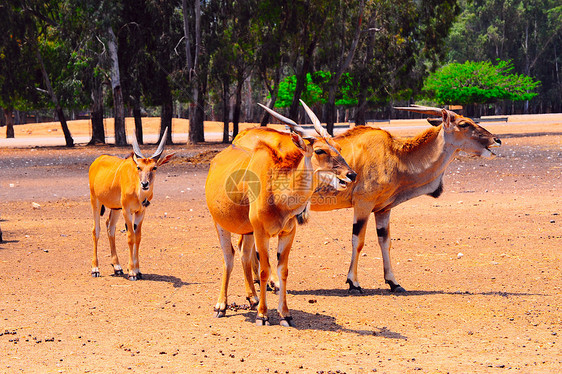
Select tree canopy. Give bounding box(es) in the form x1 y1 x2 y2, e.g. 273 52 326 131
424 60 540 105
1 0 560 142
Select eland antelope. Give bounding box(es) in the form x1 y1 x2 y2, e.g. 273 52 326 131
206 101 356 326
88 128 174 280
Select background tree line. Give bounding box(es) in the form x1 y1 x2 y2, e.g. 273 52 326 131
0 0 559 145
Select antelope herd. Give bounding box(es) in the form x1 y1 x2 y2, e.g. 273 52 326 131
81 103 500 326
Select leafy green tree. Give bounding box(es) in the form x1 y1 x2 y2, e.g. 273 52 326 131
275 71 357 109
0 2 41 138
423 60 540 107
0 0 75 145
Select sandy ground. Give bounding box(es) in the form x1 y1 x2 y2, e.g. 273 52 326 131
0 115 560 373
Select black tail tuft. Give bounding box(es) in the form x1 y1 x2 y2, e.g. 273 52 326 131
100 205 106 216
295 202 310 225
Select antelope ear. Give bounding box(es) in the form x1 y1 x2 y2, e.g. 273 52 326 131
441 109 453 130
157 152 175 166
427 118 442 127
290 131 308 152
132 153 140 166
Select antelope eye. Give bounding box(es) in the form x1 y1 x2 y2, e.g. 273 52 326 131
137 166 141 171
153 166 157 171
314 149 327 155
458 122 469 128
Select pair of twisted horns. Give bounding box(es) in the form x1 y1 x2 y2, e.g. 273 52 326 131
258 99 331 140
131 127 169 160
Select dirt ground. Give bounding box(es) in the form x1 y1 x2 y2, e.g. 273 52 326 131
0 116 560 373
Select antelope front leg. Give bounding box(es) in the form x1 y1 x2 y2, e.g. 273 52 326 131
106 209 123 276
240 234 259 310
131 211 145 279
254 229 271 326
277 222 297 327
375 210 405 292
214 224 234 317
122 210 139 281
346 205 372 293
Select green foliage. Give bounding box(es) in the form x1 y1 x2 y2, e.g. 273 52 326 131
423 60 540 104
275 71 357 108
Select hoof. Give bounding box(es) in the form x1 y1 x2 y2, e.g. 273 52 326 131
280 316 294 327
136 272 143 280
386 280 406 293
128 274 138 281
255 316 270 326
391 285 407 293
214 308 226 318
91 271 100 278
346 279 363 294
113 269 124 276
267 284 279 294
246 297 258 310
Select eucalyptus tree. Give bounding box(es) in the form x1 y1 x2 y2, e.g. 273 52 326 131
0 2 41 138
285 0 331 120
252 0 291 126
207 0 258 142
446 0 562 112
316 0 364 134
349 0 459 124
133 0 184 145
207 0 237 143
64 0 128 145
58 1 110 145
0 0 75 145
182 0 205 143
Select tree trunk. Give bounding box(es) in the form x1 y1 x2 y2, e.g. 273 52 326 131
160 97 173 145
222 77 230 144
4 108 14 138
182 0 193 74
354 91 367 126
89 80 105 145
37 49 74 147
289 48 315 120
107 26 127 146
133 97 143 145
185 0 204 144
260 96 277 127
189 71 206 143
259 66 281 126
195 79 206 141
232 78 244 139
54 105 73 146
326 1 364 134
326 87 337 135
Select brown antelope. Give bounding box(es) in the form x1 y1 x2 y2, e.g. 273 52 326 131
206 101 356 326
89 128 174 280
235 106 501 293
